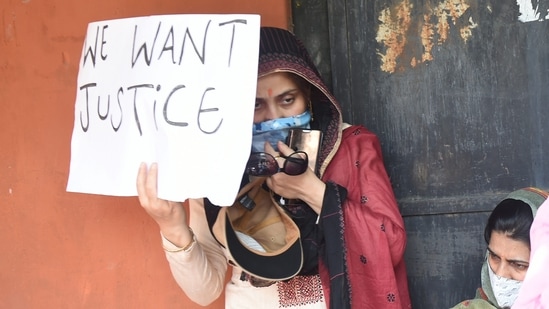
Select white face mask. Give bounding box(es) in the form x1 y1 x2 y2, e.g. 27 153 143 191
487 263 522 308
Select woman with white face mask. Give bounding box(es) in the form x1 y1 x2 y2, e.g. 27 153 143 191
451 187 548 309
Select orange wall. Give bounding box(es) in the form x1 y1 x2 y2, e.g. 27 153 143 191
0 1 289 308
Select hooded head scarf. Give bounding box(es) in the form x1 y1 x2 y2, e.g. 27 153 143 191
257 27 342 176
451 187 548 309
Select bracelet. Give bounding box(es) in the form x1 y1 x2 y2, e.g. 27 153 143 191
162 227 196 253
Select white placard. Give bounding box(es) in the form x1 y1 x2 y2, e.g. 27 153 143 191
66 14 261 206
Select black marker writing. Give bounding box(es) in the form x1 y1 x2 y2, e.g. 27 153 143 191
78 82 222 135
127 84 155 135
97 95 109 120
80 83 124 132
83 25 109 68
159 26 176 64
77 17 253 135
218 19 247 67
79 83 96 132
131 23 161 67
163 85 189 127
197 87 222 134
112 88 123 132
132 20 241 67
177 20 210 65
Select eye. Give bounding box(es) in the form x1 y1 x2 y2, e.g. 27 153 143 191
255 100 264 110
281 95 295 105
488 252 501 262
511 262 529 271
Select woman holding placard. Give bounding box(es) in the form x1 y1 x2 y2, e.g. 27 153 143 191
137 27 411 309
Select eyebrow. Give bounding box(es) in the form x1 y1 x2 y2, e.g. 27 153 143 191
487 247 529 265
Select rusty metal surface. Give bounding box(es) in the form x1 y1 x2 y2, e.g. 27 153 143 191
325 0 549 199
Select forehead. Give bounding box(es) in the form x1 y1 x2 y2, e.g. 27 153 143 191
256 72 299 94
489 231 530 260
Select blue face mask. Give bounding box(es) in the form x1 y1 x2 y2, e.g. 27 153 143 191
251 111 311 152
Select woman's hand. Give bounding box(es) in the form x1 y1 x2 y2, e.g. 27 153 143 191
137 162 192 247
265 141 326 214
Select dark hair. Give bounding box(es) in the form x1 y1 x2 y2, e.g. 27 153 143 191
484 198 534 248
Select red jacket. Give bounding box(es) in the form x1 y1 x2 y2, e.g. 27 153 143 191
320 124 412 309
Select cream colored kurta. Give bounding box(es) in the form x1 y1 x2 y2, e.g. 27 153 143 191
161 199 326 309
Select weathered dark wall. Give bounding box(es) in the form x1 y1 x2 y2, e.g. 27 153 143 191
293 0 549 307
291 0 332 88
